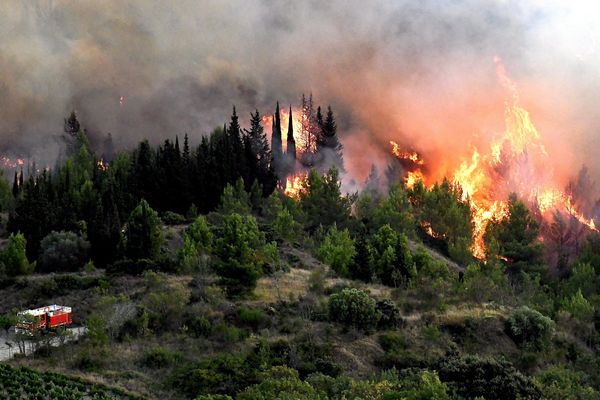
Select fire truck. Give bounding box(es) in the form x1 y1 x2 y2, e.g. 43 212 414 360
15 305 72 335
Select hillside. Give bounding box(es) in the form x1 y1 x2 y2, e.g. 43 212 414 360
0 214 598 400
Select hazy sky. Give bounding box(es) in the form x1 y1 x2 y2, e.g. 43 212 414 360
1 0 600 185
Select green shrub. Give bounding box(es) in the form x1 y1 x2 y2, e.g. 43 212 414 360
560 289 594 321
328 288 379 331
168 354 248 397
376 300 403 329
317 224 355 276
162 211 186 225
187 316 212 337
213 323 247 343
506 306 554 349
237 306 265 330
535 365 599 400
237 368 320 400
379 332 408 354
187 215 213 252
38 230 90 272
436 354 541 400
141 347 182 369
1 232 32 276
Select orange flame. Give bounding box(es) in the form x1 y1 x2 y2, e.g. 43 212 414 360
390 56 597 259
284 174 304 198
389 141 424 165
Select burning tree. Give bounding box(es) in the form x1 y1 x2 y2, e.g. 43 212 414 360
388 57 598 262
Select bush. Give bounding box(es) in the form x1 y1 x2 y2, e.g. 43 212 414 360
328 288 379 331
506 306 554 349
187 316 212 337
1 232 32 276
187 215 213 252
168 354 248 397
376 300 403 329
535 365 599 400
162 211 186 225
378 332 408 354
560 289 594 322
38 230 90 272
317 224 355 276
237 367 320 400
141 347 182 369
436 354 541 400
237 306 265 330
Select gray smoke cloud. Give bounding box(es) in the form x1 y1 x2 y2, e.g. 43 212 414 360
1 0 599 187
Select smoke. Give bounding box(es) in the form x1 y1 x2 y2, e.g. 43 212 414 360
1 0 600 191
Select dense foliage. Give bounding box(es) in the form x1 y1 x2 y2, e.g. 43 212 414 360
3 107 600 400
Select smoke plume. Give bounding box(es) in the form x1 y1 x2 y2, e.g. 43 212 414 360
1 0 600 191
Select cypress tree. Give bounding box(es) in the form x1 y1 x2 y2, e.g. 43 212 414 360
12 171 18 198
271 102 283 175
286 105 296 174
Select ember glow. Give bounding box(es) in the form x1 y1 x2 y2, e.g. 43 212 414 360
0 157 25 170
391 57 597 259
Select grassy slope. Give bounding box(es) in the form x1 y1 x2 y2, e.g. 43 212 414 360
0 225 587 399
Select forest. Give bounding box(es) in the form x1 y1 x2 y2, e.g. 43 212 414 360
0 105 599 400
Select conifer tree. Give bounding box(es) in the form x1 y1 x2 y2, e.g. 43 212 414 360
271 102 283 172
12 171 18 198
300 93 316 166
319 106 344 173
245 110 277 194
286 105 296 174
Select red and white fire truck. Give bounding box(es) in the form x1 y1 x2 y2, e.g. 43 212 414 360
15 305 72 334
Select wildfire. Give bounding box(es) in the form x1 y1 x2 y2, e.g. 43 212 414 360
97 159 108 171
262 107 305 155
390 141 424 165
0 156 25 169
390 56 597 259
284 175 304 198
405 170 425 189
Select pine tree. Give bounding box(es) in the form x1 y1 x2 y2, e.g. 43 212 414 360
63 111 80 136
316 106 326 151
227 106 247 187
182 133 191 167
319 106 344 173
123 199 163 261
245 110 277 194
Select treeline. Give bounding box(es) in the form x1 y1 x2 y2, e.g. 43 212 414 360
4 101 345 271
7 107 279 266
